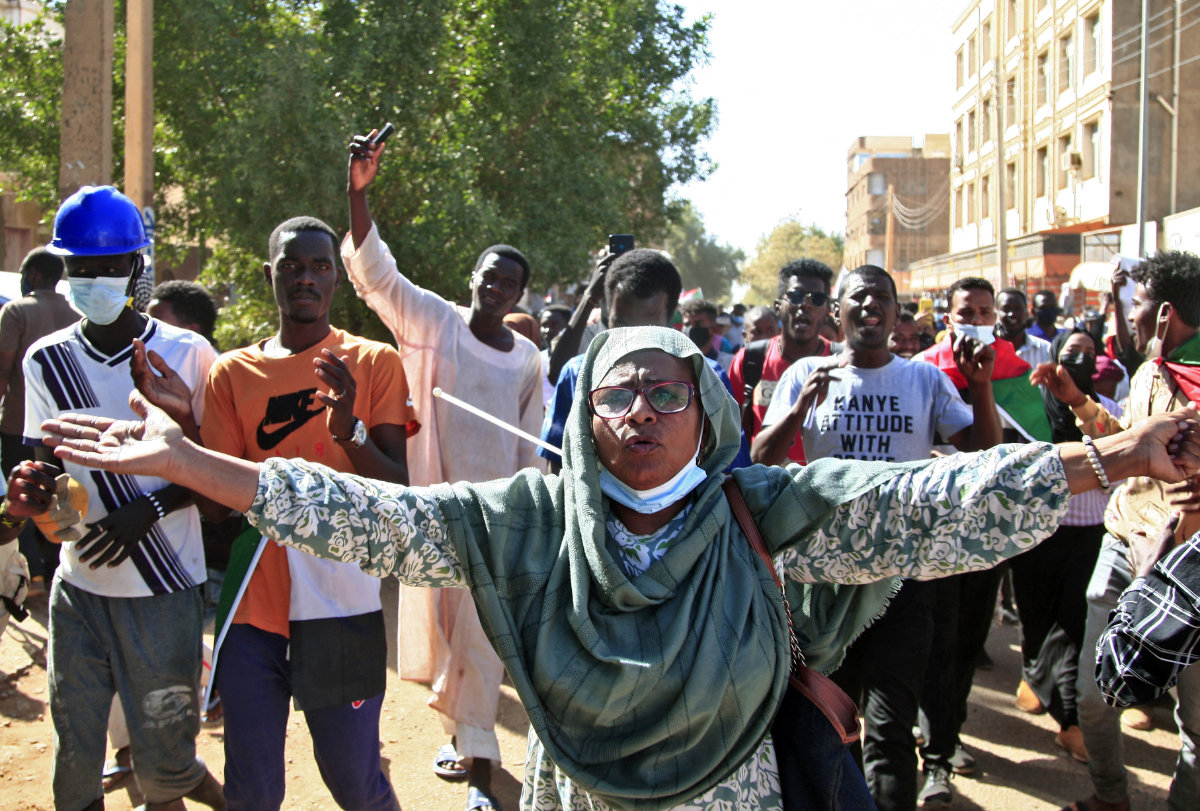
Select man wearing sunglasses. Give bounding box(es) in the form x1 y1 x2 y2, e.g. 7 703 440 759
753 265 1000 811
729 259 839 464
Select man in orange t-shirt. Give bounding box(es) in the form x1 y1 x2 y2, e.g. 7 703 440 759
147 216 414 811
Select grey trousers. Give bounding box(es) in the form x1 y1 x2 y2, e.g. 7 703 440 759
48 576 208 809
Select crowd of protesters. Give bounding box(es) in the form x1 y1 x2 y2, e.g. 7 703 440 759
3 132 1200 811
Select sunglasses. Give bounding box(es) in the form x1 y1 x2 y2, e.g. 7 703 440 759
589 381 695 419
781 289 830 308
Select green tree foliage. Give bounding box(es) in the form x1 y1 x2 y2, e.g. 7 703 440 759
0 12 64 215
663 201 742 303
1 1 714 344
740 220 844 305
153 0 715 340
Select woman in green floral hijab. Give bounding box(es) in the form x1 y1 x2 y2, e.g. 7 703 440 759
30 326 1200 811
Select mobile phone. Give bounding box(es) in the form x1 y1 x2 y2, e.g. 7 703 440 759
608 233 634 256
370 122 396 145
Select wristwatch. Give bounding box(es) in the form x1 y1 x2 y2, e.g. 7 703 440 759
334 418 368 448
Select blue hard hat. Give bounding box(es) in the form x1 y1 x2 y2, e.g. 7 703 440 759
47 185 151 256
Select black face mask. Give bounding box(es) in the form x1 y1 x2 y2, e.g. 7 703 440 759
20 275 34 297
686 325 713 355
1036 306 1059 323
1059 352 1097 391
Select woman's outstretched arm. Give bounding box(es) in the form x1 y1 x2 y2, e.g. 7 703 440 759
40 390 261 514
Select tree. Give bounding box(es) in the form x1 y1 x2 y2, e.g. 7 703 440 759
0 12 64 216
662 201 743 303
740 220 844 305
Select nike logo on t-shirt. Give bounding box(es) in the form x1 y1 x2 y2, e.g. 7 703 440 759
256 388 326 450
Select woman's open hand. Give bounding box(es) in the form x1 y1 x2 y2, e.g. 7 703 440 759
41 390 184 481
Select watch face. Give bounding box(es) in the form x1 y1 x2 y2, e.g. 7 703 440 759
352 419 367 446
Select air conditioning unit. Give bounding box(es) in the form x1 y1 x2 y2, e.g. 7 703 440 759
1060 151 1083 171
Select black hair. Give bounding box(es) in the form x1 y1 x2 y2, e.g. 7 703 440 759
896 310 916 325
997 287 1028 307
777 258 834 299
902 301 919 314
268 216 340 263
540 304 572 321
844 264 897 299
947 276 995 302
474 244 531 290
1133 250 1200 327
20 247 65 288
150 280 219 340
604 249 682 319
679 298 719 321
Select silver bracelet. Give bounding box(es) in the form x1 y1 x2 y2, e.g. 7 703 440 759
1081 435 1111 491
145 492 167 521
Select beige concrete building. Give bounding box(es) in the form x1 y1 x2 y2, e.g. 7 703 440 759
844 135 952 284
910 0 1200 299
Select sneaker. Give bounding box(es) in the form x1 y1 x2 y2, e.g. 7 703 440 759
948 743 976 776
919 764 953 809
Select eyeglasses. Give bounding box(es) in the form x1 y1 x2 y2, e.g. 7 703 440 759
781 289 830 308
589 381 695 419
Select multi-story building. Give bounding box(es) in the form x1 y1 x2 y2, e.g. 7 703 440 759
910 0 1200 300
844 135 952 285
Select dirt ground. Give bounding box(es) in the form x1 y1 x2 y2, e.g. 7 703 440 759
0 577 1181 810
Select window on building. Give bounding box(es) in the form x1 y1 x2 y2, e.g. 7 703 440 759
1007 0 1018 40
968 33 976 76
866 249 885 267
868 172 887 196
1006 161 1017 209
967 182 976 223
1059 32 1075 92
968 109 976 152
1082 119 1100 180
955 186 963 228
955 118 964 155
982 174 991 218
1036 145 1048 197
956 48 964 88
982 19 992 63
1085 13 1101 75
983 96 993 144
1006 77 1017 124
1058 133 1073 188
1037 50 1049 106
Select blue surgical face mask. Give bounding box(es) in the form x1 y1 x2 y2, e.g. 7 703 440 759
954 323 995 345
598 431 708 514
69 276 131 325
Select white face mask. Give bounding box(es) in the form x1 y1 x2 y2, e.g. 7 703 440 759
954 323 995 345
69 276 132 325
1148 302 1170 359
598 430 707 514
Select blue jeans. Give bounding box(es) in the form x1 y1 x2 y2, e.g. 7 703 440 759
48 577 207 809
216 623 399 811
1077 534 1200 808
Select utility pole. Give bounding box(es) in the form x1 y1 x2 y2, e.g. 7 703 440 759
1136 0 1151 256
885 184 895 272
59 0 114 200
125 0 154 212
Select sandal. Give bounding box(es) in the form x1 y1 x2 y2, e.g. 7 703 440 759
102 747 133 792
466 785 500 811
433 742 468 780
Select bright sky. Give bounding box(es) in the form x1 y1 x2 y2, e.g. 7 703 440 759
673 0 967 256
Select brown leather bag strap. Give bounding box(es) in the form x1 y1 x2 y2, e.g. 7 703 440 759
723 477 862 745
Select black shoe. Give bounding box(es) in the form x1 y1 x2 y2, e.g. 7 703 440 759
919 764 953 809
